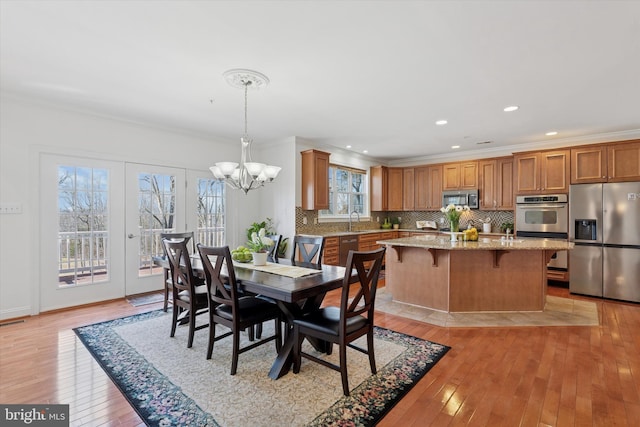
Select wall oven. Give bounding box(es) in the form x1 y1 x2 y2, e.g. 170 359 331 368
515 194 569 272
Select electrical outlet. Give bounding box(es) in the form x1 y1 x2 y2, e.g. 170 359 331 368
314 218 318 225
398 217 401 222
302 216 307 225
376 216 379 222
0 203 22 214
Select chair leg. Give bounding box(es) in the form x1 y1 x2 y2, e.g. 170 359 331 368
339 342 349 396
170 305 179 337
292 327 302 374
367 329 377 374
248 325 255 341
231 327 240 375
256 322 263 339
187 309 196 348
163 285 169 312
206 317 216 359
274 318 282 352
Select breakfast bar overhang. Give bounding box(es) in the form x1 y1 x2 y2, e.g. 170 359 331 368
377 235 574 313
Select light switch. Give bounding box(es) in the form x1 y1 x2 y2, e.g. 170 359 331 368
0 203 22 214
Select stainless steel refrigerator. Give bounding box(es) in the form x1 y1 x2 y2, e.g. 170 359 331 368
569 182 640 302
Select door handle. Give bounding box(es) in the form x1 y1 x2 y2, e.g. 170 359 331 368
127 233 137 239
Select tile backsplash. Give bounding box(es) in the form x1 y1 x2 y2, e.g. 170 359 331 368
295 207 514 234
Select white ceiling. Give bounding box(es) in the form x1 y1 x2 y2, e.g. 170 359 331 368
2 1 640 163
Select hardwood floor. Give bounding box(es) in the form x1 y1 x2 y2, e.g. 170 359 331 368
1 285 638 426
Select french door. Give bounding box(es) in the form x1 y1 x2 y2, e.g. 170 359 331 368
39 154 126 312
125 163 186 295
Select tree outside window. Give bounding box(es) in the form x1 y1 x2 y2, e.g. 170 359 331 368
320 165 368 218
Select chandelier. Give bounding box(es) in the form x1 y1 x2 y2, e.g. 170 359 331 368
210 69 281 194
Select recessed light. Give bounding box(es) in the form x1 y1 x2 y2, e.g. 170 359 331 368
545 131 558 136
362 150 368 154
346 145 352 149
435 120 448 125
451 145 460 149
503 105 519 112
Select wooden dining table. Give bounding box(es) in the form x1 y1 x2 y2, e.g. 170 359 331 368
157 255 350 380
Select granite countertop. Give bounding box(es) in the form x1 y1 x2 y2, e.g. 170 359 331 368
377 235 574 251
301 229 507 238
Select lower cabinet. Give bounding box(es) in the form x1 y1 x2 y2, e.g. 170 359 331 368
323 236 340 266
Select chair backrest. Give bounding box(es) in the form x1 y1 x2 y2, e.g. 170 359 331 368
162 239 198 295
266 234 282 263
340 247 386 329
160 231 195 254
197 244 240 310
290 235 325 265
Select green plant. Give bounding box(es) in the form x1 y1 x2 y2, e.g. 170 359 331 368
246 218 276 241
500 222 514 233
390 217 401 225
246 228 275 253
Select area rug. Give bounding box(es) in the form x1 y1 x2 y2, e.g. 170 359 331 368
126 292 164 307
74 310 450 426
375 288 599 327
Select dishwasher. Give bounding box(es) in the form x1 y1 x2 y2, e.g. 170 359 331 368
339 236 359 266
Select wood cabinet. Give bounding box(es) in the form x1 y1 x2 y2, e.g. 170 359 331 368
369 166 388 211
571 145 607 184
322 236 340 266
388 168 403 211
427 164 443 210
479 157 514 210
359 231 397 266
414 166 430 210
607 140 640 182
402 168 414 211
514 149 569 194
571 140 640 184
443 161 478 191
301 149 330 210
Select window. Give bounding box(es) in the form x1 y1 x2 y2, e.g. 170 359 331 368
319 165 368 219
197 178 225 246
58 166 109 286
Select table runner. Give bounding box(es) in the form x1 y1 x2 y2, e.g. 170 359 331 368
232 261 332 278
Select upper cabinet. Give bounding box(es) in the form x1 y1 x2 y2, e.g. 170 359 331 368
387 168 404 211
370 165 388 211
479 157 513 210
514 149 569 194
414 166 430 210
402 168 415 211
300 149 330 210
442 161 478 191
427 164 443 210
608 140 640 181
571 139 640 184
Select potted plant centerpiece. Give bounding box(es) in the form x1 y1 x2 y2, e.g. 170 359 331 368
247 228 274 266
391 217 401 230
440 204 470 240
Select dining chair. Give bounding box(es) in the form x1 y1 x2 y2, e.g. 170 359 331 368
160 231 195 312
162 238 209 348
290 235 325 265
197 244 283 375
292 247 386 396
266 234 282 263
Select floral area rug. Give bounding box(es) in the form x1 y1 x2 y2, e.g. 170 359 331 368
74 310 449 426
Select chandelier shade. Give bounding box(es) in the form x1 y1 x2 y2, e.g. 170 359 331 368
210 69 281 194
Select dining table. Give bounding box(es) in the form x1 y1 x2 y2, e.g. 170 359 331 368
156 255 350 380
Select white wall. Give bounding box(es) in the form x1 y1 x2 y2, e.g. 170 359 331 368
0 96 267 319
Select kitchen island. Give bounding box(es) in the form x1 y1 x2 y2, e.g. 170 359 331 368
377 235 573 312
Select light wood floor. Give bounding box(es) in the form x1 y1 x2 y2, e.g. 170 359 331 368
1 284 638 426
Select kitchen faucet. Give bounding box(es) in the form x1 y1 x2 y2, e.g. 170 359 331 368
349 210 360 232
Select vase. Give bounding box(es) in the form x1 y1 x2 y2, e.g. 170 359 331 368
450 218 459 232
252 252 268 266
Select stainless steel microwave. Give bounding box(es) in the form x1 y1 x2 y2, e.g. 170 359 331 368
442 189 479 209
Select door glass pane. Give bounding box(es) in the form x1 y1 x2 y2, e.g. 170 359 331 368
137 173 176 277
57 166 109 286
197 178 225 246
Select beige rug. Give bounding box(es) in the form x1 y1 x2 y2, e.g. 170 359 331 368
375 288 600 327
